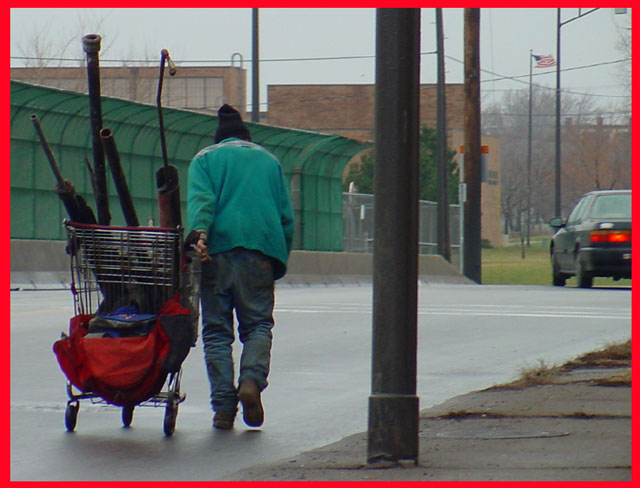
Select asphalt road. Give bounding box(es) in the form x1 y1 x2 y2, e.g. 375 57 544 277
10 282 631 481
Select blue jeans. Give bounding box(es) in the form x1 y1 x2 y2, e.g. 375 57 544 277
200 248 275 413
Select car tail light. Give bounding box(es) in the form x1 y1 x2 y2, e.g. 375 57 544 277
590 230 631 243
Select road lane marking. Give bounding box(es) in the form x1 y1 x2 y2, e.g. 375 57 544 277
275 305 629 321
11 307 73 318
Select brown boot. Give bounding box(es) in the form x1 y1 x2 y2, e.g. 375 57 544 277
238 380 264 427
213 410 236 430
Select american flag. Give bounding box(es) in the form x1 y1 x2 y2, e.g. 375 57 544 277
533 54 556 68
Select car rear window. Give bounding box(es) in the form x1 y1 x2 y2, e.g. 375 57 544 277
589 194 631 219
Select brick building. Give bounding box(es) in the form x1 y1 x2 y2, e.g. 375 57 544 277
267 84 465 142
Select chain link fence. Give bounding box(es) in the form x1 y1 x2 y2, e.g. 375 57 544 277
343 192 461 260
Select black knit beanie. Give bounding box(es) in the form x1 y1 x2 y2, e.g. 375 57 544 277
214 104 250 143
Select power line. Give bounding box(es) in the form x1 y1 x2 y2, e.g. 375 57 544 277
11 52 434 65
11 51 629 104
484 111 631 117
446 54 631 98
482 57 630 83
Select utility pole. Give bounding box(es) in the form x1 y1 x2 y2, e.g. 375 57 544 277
463 8 481 284
368 8 420 465
527 50 533 247
252 8 260 122
555 8 562 217
436 8 451 262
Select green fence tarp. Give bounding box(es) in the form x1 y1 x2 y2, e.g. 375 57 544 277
11 80 369 250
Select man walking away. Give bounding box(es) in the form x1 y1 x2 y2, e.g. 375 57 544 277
186 104 294 430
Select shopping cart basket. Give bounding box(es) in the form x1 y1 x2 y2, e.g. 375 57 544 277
53 221 200 436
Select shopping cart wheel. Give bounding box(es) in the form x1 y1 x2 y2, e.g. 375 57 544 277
163 392 178 436
122 405 134 427
65 402 79 432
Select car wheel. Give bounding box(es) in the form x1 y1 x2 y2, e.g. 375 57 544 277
551 253 566 287
575 254 593 289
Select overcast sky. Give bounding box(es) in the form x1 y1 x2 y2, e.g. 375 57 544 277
10 8 632 115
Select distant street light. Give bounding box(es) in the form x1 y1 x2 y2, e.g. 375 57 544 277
554 8 598 217
252 8 259 122
436 8 451 262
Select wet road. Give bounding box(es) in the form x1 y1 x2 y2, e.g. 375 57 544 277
11 283 631 481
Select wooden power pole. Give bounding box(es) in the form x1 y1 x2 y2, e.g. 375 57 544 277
463 8 482 283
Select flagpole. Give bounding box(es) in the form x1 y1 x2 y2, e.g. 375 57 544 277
527 49 533 247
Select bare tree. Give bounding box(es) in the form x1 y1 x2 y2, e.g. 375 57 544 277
613 12 631 113
12 14 153 102
482 84 629 243
15 13 113 69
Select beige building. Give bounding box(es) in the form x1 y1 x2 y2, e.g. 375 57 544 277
449 130 502 247
11 66 246 117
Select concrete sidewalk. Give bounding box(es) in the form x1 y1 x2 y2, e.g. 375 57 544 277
222 364 631 481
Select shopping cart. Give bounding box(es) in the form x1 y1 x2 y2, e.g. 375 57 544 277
53 221 200 436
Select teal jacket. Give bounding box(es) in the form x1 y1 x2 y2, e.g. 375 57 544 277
187 138 294 279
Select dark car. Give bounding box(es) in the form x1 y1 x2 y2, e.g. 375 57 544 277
549 190 631 288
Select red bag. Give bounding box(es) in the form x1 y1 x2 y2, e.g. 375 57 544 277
53 314 171 407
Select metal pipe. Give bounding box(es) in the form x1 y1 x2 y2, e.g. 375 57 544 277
30 114 96 224
368 7 420 465
30 114 64 186
156 48 182 228
83 33 110 225
157 48 176 170
84 156 97 200
166 52 177 76
100 128 139 227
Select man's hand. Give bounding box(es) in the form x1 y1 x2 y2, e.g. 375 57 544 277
185 229 213 263
195 236 212 263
